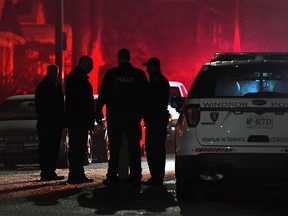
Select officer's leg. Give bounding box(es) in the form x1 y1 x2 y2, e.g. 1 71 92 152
118 134 129 181
126 124 142 182
38 128 50 178
153 122 167 182
68 128 87 179
106 129 122 180
145 124 158 178
50 129 62 173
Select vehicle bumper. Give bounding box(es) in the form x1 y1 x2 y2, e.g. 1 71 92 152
176 153 288 181
0 151 39 164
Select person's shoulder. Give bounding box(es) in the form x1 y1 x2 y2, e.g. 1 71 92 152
104 67 118 77
66 68 81 80
35 81 43 92
160 72 169 81
132 67 146 75
107 67 118 73
36 77 47 88
158 72 169 87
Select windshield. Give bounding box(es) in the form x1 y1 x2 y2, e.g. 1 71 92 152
0 99 37 120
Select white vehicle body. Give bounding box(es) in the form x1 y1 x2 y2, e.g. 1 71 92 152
172 52 288 200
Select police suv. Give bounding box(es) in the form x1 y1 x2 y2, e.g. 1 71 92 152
172 52 288 200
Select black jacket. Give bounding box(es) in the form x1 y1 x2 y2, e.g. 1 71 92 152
144 70 170 121
35 77 64 129
96 63 148 129
65 66 94 130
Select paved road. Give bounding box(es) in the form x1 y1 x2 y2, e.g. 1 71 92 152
1 155 288 216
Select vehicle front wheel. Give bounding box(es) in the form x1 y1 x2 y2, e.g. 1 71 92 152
84 132 93 165
57 130 69 168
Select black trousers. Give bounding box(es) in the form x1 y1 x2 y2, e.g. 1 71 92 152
68 128 88 179
107 123 142 181
38 127 62 177
145 118 168 181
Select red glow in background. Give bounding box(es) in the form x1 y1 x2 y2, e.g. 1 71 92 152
1 0 288 102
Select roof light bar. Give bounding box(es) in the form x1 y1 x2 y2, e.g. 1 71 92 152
212 52 288 62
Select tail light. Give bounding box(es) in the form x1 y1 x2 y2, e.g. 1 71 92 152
184 104 200 127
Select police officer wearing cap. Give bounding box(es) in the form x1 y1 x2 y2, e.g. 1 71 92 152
142 57 170 186
96 48 148 186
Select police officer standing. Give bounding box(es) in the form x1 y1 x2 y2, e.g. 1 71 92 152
35 64 65 181
65 55 94 184
96 48 148 186
142 57 170 186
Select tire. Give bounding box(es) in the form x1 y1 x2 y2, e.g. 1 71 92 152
57 130 69 168
91 126 109 163
84 132 93 165
176 175 203 201
105 132 110 161
176 156 202 201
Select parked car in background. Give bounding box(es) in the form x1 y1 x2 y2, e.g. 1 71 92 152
172 52 288 200
95 81 188 159
0 94 93 168
166 81 188 153
91 94 109 162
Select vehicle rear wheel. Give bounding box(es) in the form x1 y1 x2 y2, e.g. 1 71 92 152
176 157 202 201
176 178 202 201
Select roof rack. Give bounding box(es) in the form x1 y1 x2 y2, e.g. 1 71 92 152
211 52 288 62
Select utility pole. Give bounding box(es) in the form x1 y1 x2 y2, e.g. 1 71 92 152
55 0 64 84
234 0 240 52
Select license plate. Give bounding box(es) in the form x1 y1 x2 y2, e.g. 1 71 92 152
6 143 23 153
246 115 273 128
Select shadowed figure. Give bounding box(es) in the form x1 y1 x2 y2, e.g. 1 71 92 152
35 64 65 181
142 57 170 187
95 48 148 186
65 55 95 184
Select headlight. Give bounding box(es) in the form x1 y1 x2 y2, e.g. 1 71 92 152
0 136 5 146
27 135 38 142
0 136 5 142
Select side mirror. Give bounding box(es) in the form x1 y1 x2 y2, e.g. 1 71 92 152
171 96 185 113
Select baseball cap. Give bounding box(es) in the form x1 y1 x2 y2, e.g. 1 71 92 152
142 57 160 67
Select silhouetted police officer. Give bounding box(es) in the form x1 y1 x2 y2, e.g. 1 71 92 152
65 55 94 184
35 64 65 181
96 48 148 186
142 57 170 186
